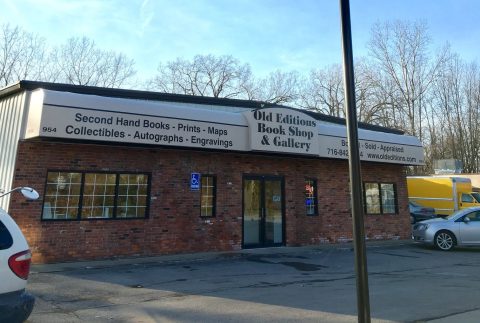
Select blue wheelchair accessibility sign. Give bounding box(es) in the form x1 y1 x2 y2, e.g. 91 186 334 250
190 173 200 191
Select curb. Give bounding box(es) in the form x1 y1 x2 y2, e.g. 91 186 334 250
30 239 414 274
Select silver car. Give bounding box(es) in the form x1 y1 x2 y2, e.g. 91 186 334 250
412 206 480 251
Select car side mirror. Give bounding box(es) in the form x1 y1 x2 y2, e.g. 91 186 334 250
464 216 471 223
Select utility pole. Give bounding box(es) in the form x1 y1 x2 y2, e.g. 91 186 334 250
338 0 371 322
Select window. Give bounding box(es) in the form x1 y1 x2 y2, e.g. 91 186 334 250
463 210 480 222
364 182 397 214
381 184 396 213
117 174 149 218
82 173 116 219
43 172 82 219
200 175 216 217
305 179 318 216
462 193 474 203
42 171 150 220
0 220 13 250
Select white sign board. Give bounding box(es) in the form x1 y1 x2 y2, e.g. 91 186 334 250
24 90 425 166
318 135 424 165
32 104 248 151
243 108 319 155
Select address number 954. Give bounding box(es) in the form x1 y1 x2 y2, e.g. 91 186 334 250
42 127 57 133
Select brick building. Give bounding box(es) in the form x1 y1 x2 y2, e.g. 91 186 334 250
0 81 424 263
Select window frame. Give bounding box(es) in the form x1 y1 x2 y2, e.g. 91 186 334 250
200 174 216 218
363 182 398 215
304 178 318 216
41 170 151 221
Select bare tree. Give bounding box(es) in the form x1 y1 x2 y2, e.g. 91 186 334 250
297 61 385 122
367 20 448 140
354 59 392 125
0 24 47 86
429 56 480 173
53 37 136 87
149 54 253 99
462 62 480 172
298 64 344 116
252 70 300 104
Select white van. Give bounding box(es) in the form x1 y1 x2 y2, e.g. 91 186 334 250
0 187 38 322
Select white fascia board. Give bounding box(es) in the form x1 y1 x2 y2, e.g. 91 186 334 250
41 89 248 126
317 121 422 147
41 89 421 147
27 89 424 165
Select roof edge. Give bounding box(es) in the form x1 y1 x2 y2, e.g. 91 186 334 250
0 80 404 135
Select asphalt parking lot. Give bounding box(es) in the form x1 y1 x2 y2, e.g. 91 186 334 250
26 241 480 323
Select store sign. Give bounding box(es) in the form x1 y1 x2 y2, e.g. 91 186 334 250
318 135 425 165
24 90 425 166
31 105 249 151
243 108 319 155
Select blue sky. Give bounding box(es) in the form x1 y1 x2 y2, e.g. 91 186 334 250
1 0 479 80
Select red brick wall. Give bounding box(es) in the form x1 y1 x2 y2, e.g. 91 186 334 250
9 141 410 263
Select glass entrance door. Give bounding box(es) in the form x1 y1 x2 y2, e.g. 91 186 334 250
243 176 284 248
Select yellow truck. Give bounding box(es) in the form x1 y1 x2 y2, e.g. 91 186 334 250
407 176 480 216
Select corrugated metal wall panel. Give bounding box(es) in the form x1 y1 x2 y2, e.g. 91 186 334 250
0 92 27 211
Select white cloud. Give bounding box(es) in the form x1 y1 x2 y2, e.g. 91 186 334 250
139 0 154 36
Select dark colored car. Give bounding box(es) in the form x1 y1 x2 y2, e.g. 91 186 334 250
409 201 436 224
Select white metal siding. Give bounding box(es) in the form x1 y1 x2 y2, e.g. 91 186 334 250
0 92 27 211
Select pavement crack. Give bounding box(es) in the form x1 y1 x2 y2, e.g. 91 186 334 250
373 251 420 258
239 275 356 289
414 306 480 322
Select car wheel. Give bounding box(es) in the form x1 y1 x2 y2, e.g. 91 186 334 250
434 231 455 251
